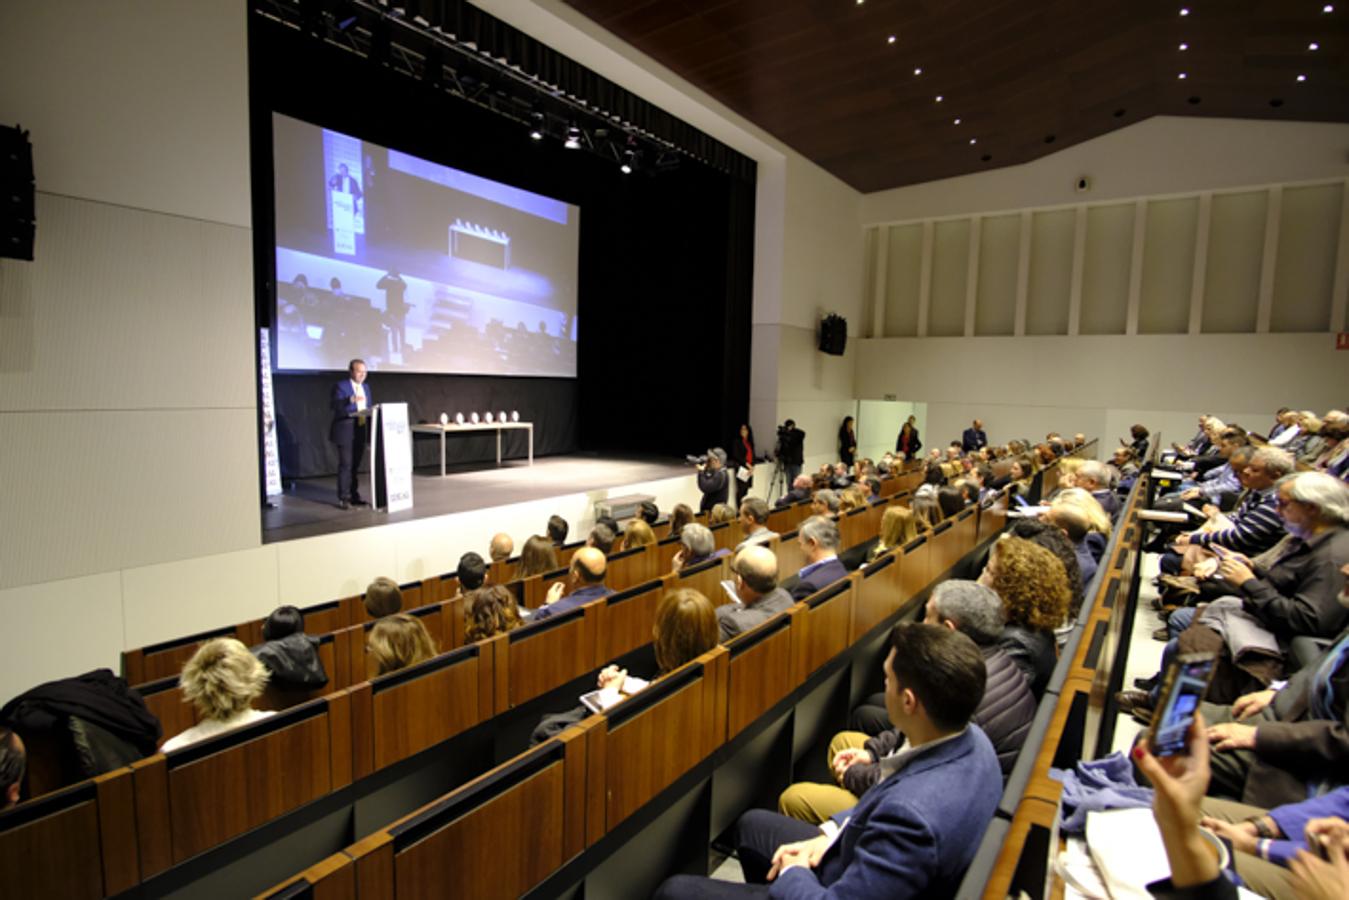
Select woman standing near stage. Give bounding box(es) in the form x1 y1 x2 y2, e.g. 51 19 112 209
732 423 757 506
896 416 921 461
838 416 857 467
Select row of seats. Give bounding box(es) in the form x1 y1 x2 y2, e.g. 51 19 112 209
0 471 989 898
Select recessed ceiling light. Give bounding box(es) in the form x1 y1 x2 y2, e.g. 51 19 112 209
1178 72 1187 79
1309 42 1320 50
887 35 896 44
1323 3 1333 11
1179 7 1190 15
953 117 961 124
1297 73 1308 81
935 95 943 102
1178 42 1189 50
913 67 923 75
856 0 864 5
969 138 977 145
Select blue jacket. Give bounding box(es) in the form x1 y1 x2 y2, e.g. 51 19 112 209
789 557 848 601
530 583 613 621
329 378 372 441
771 725 1002 900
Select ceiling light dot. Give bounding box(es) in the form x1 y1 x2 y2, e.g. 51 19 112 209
1309 42 1320 50
1179 7 1190 15
913 67 923 75
1178 42 1189 50
887 35 896 44
1178 72 1187 79
1323 4 1333 12
969 138 977 145
935 95 943 102
1297 73 1308 81
953 117 961 125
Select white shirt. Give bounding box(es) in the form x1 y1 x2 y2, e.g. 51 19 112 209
1270 425 1300 447
161 708 274 754
350 379 367 412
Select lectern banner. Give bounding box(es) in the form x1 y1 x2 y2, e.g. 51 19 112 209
374 402 414 513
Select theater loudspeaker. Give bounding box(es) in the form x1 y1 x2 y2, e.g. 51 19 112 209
818 313 847 356
1 125 35 261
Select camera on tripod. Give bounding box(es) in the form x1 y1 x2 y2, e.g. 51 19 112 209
685 454 709 466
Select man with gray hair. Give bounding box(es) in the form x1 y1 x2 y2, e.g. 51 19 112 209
696 447 730 513
735 497 777 551
811 489 840 517
673 522 724 572
776 473 814 508
1074 460 1120 519
716 545 795 640
788 516 846 600
1168 446 1292 569
778 580 1036 824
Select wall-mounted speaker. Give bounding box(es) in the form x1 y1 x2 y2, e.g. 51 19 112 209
819 313 848 356
1 125 35 261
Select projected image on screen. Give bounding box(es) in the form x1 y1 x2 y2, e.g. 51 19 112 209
271 113 580 376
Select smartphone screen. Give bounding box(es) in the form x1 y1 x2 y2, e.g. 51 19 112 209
1148 653 1217 756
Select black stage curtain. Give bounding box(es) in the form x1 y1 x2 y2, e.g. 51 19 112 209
274 373 577 479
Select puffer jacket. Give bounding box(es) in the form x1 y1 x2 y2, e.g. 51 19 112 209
253 633 328 690
999 624 1057 698
842 645 1036 795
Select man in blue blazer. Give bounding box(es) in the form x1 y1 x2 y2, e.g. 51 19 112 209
962 419 988 453
787 517 848 600
330 358 371 509
654 623 1003 899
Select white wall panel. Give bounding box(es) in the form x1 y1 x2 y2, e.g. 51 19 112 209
1272 183 1343 333
1203 191 1267 333
976 214 1020 336
0 409 260 590
884 225 924 337
929 220 970 337
1027 210 1075 335
122 546 279 649
1140 198 1198 334
0 194 254 411
0 573 125 705
1080 203 1134 335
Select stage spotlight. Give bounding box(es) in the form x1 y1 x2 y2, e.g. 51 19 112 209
529 112 544 140
620 149 636 174
564 125 582 149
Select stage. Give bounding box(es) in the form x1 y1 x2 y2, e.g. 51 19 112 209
261 453 690 543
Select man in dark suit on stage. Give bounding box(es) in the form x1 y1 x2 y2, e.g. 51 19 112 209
331 358 371 509
962 419 988 453
328 163 363 210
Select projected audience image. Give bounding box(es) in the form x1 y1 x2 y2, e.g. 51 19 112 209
271 113 580 377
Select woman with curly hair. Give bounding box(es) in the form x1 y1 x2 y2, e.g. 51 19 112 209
979 535 1072 696
162 638 273 752
464 585 524 643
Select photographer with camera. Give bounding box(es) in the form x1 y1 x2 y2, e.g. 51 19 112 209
695 447 730 513
777 419 806 485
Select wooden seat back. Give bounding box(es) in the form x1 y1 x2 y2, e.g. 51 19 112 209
339 601 449 685
492 600 602 713
792 576 856 681
605 543 655 592
123 623 254 687
0 768 139 898
898 534 933 599
852 551 903 641
724 609 798 738
776 529 807 580
254 851 355 899
131 692 353 877
596 578 669 663
674 555 731 604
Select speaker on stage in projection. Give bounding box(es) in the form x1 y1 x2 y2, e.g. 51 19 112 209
330 358 371 509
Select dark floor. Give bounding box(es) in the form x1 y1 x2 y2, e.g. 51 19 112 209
261 452 689 543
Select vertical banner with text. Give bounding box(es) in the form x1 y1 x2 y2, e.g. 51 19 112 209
374 402 414 513
259 329 283 497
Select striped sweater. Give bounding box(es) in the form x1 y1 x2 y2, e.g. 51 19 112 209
1189 487 1286 556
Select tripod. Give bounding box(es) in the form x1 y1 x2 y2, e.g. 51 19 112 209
767 438 788 502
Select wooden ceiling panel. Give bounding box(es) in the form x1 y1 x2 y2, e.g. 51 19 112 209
563 0 1349 190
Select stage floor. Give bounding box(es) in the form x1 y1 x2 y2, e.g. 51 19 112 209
261 453 689 543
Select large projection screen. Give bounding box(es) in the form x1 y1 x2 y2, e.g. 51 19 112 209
271 113 580 376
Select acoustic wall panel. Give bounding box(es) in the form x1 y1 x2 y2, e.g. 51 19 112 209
884 224 923 337
1027 209 1074 335
1202 191 1266 333
1080 203 1133 335
975 214 1020 336
1271 182 1342 333
929 219 970 337
1139 197 1198 334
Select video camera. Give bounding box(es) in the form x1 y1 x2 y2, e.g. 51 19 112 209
685 454 709 466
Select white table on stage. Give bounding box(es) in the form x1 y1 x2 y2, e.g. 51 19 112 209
411 421 534 476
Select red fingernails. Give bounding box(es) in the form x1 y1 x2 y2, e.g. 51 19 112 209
1133 745 1145 760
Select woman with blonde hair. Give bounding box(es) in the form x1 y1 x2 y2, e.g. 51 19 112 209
868 505 930 562
161 638 273 752
517 534 559 579
836 491 862 515
367 613 438 676
708 503 736 525
910 493 942 528
623 518 657 548
464 585 523 643
1051 487 1113 536
980 535 1072 696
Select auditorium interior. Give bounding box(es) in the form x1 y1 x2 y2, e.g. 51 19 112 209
2 1 1349 898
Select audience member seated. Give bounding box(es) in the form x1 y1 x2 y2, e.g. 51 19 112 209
780 582 1033 825
1126 423 1151 460
937 485 967 520
776 474 814 508
252 605 328 690
1148 473 1349 703
867 505 930 563
830 462 852 490
668 503 695 539
161 639 274 753
639 500 660 525
0 727 25 811
464 585 524 642
673 523 725 572
716 546 794 641
588 523 618 556
652 623 1002 900
489 532 514 563
735 497 777 551
1075 460 1121 519
1010 518 1085 618
366 614 438 677
911 492 942 529
534 547 613 621
1007 457 1034 496
864 477 884 505
531 589 720 744
1178 428 1249 506
547 514 569 547
517 534 560 578
364 576 403 618
788 516 848 600
1044 504 1100 592
980 535 1072 696
625 519 657 548
450 552 488 603
1112 445 1141 480
811 489 840 517
709 503 736 526
836 491 862 515
1050 487 1113 557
